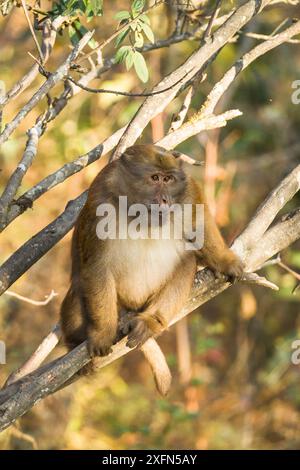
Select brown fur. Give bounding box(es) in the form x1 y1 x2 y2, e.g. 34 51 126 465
60 144 243 366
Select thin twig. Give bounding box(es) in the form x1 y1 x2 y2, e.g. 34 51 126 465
10 426 38 450
278 260 300 281
4 289 58 306
257 254 281 269
201 0 222 44
0 126 40 227
4 325 61 387
158 109 243 149
20 0 43 61
0 30 93 146
66 71 192 98
169 86 194 132
241 272 279 290
241 31 300 44
0 16 68 108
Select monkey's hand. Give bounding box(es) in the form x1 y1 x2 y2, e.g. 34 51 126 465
214 249 244 283
121 313 166 349
87 327 114 357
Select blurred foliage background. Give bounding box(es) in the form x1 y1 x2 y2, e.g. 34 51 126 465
0 0 300 450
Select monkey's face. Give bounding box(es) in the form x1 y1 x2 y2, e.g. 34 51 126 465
119 145 188 210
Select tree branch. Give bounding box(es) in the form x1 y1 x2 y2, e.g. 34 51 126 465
158 109 242 149
0 16 67 108
0 163 299 431
0 30 93 146
0 126 41 228
4 13 299 231
0 0 299 433
0 192 87 295
4 324 61 387
111 0 272 159
195 20 300 119
232 164 300 258
3 126 126 229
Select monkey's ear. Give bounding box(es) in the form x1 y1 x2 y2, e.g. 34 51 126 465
123 146 137 158
171 150 203 166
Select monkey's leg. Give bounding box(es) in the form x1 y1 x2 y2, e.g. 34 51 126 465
81 268 118 357
60 286 86 350
121 254 196 349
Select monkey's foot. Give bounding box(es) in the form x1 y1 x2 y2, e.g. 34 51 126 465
216 252 244 283
120 317 152 349
117 311 137 339
87 329 114 357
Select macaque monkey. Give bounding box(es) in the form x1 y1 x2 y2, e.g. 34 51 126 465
60 145 243 388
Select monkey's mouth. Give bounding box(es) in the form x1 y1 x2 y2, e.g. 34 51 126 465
146 203 171 213
145 204 171 228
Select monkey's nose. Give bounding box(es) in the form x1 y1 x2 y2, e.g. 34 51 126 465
155 194 170 207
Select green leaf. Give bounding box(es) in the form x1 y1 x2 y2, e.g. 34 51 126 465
139 13 150 24
130 20 138 31
140 22 154 43
54 0 103 20
131 0 145 17
86 9 93 22
71 20 96 49
115 45 131 63
134 31 144 48
115 27 130 47
125 50 135 70
68 24 80 46
68 22 81 45
74 18 87 32
85 0 102 22
90 0 103 15
133 51 149 82
88 37 99 49
115 11 131 21
69 0 85 15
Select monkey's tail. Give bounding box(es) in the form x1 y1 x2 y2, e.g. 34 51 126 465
141 338 172 396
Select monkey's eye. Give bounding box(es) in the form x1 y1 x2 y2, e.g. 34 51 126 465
151 174 159 181
163 175 175 183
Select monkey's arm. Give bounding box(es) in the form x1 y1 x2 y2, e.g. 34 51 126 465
189 178 243 280
201 202 243 279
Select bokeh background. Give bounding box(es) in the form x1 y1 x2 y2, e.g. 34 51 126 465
0 0 300 450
